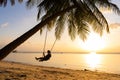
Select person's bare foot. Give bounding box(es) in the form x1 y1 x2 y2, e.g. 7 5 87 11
35 57 38 60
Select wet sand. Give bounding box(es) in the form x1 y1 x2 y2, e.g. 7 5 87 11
0 61 120 80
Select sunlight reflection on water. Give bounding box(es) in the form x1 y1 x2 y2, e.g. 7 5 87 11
85 52 102 70
4 52 120 74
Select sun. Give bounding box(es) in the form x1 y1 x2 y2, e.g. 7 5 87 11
80 32 106 51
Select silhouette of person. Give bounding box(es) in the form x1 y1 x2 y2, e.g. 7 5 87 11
35 50 51 61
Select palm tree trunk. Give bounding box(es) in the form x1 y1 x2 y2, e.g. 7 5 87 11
0 5 75 60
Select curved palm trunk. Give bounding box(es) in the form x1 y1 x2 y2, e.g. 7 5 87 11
0 5 75 60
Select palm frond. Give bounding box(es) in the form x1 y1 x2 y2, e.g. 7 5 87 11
37 0 71 20
84 0 109 35
10 0 15 5
12 0 120 41
108 2 120 15
67 11 77 40
70 2 90 40
0 0 7 7
46 18 57 31
26 0 40 8
0 0 23 7
68 20 77 40
39 28 43 35
55 14 66 39
18 0 23 3
77 21 90 41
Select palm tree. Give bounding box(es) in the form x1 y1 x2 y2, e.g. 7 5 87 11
0 0 120 60
0 0 23 7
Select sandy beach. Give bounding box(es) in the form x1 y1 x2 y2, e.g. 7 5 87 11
0 61 120 80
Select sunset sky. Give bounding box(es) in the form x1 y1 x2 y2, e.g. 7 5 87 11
0 0 120 53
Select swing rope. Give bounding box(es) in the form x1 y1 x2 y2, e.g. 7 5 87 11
50 39 57 51
42 29 48 56
42 29 57 55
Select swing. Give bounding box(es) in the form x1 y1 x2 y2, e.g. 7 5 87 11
35 29 57 61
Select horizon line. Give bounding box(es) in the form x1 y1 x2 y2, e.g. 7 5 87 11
12 51 120 54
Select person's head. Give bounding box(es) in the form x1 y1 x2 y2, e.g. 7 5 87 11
47 50 51 53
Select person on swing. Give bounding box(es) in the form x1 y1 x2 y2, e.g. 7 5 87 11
35 50 51 61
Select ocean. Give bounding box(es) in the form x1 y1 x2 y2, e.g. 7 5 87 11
3 52 120 74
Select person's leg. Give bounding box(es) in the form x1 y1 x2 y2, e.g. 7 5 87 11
35 57 39 60
39 58 44 61
35 57 44 60
39 59 44 61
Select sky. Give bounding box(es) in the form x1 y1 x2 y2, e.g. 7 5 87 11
0 0 120 53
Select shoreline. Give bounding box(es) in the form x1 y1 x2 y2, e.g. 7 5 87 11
0 61 120 80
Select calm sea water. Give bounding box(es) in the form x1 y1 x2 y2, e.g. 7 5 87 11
3 52 120 74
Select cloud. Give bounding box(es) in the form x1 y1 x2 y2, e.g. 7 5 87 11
0 22 9 28
109 23 120 29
